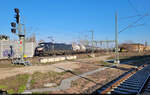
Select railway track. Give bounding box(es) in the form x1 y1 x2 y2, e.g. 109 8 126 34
141 76 150 94
92 64 150 95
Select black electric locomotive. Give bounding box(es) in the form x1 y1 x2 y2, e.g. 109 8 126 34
35 42 73 56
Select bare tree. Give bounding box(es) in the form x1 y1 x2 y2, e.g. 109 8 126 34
79 40 89 46
26 33 36 42
39 39 44 43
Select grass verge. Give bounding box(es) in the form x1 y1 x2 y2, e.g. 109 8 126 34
0 74 29 94
30 71 67 89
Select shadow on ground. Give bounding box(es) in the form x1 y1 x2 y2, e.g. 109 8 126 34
56 67 103 86
106 54 150 67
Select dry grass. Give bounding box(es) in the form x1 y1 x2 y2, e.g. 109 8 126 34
0 63 24 68
30 71 73 89
0 74 29 94
65 68 125 94
1 52 150 94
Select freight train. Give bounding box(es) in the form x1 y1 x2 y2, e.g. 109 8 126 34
34 42 100 56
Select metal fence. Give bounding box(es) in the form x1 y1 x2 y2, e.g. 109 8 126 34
0 40 36 59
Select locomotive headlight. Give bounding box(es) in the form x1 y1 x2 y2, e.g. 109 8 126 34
37 48 43 51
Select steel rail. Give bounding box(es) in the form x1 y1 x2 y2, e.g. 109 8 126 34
99 64 147 94
137 74 150 94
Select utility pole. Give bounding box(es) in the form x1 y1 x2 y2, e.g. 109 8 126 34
52 38 55 56
48 36 55 56
144 41 147 52
106 41 109 53
90 30 95 57
23 24 26 57
106 38 109 53
115 12 120 64
138 43 140 53
113 13 148 64
89 40 115 52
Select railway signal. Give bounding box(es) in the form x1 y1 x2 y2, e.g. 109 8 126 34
14 8 20 24
11 8 31 66
14 8 19 13
11 28 16 33
11 22 16 33
11 22 16 27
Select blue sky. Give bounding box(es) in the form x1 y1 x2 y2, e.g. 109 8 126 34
0 0 150 44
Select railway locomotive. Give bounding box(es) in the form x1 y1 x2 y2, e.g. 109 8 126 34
34 42 87 56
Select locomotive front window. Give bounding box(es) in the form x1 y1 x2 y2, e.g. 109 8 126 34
39 43 45 47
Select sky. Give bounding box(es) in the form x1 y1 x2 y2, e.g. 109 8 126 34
0 0 150 44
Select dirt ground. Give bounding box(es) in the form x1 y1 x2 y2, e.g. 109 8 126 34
49 67 129 94
0 61 79 80
1 52 150 94
0 55 110 80
69 68 124 94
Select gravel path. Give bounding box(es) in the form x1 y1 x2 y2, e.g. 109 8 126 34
26 76 32 90
24 67 108 93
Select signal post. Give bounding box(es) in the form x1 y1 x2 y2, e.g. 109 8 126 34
10 8 31 66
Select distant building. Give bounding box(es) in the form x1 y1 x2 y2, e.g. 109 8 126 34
0 35 9 41
119 43 145 52
144 46 150 51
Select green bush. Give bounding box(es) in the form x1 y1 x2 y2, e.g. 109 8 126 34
18 85 26 93
8 89 15 94
0 85 7 89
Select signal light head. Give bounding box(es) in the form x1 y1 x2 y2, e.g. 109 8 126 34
14 14 20 24
11 22 16 27
14 8 20 24
11 28 16 33
14 8 19 14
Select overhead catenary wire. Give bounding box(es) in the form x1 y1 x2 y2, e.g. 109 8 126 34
130 23 146 28
119 14 142 20
128 0 139 14
119 14 148 34
119 23 145 33
119 0 140 20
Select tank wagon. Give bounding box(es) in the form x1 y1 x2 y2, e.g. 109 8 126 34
34 42 87 56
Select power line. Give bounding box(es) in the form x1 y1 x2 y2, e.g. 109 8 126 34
119 23 145 34
119 14 148 33
119 14 141 20
119 0 140 21
128 0 139 14
131 23 146 28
